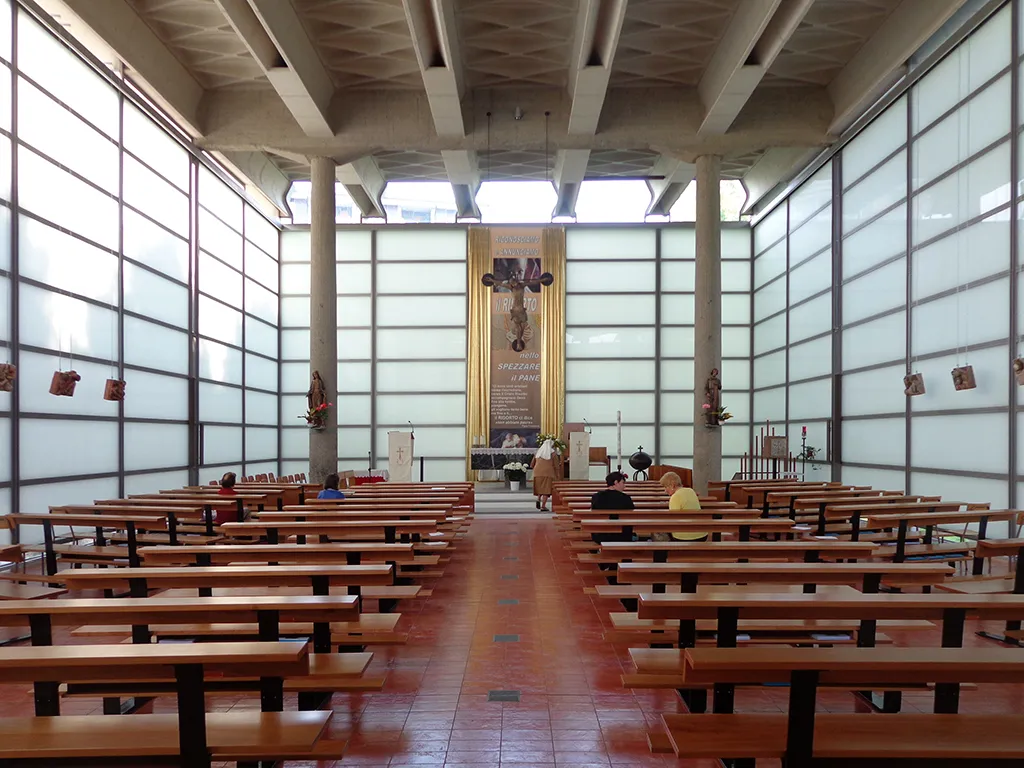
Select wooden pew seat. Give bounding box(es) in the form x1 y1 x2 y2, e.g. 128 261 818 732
0 711 333 761
661 713 1024 762
0 582 67 600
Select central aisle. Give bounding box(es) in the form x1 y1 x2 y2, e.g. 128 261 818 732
330 515 694 767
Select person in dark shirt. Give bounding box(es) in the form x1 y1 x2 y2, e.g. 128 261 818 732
590 472 634 550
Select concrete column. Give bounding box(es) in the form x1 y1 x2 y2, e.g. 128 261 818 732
309 156 338 483
692 155 722 495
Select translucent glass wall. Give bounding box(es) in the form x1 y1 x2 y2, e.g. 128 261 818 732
752 1 1019 513
0 2 279 541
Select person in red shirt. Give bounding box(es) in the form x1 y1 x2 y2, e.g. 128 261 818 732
216 472 240 524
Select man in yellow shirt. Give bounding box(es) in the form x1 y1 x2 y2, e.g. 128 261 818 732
659 472 706 542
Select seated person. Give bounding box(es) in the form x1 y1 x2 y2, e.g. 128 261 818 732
216 472 239 524
590 472 634 549
659 471 705 542
317 472 346 500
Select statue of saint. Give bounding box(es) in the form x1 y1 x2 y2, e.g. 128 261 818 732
307 370 327 413
704 368 722 425
482 267 554 351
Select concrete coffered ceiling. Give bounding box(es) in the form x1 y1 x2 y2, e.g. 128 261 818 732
48 0 969 218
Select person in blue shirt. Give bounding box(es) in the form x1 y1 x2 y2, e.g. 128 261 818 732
317 473 346 500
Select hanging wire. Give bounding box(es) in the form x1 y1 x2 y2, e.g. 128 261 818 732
486 111 492 184
544 111 550 183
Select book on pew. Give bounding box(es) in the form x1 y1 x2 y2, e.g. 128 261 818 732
811 633 852 641
714 634 751 642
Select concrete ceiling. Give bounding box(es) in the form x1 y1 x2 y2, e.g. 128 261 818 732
49 0 968 217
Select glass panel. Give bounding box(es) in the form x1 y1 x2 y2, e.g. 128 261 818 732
722 359 750 390
722 294 750 325
335 230 371 260
753 279 785 322
661 260 695 292
841 465 907 490
281 427 308 459
789 162 832 228
789 294 831 342
753 314 785 355
245 316 278 359
659 425 695 455
281 263 310 294
912 413 1007 473
123 209 189 281
568 294 655 325
376 262 465 294
246 353 278 391
842 364 906 416
18 215 117 303
246 207 278 257
203 425 242 464
377 393 465 423
124 155 189 234
567 228 655 259
755 349 785 388
912 73 1010 190
281 362 310 393
721 228 749 260
914 473 1008 517
911 346 1008 412
124 470 190 496
199 296 243 347
566 327 655 358
753 239 785 289
565 261 655 292
376 361 463 392
199 208 243 270
661 228 695 259
337 361 372 392
723 327 750 357
281 297 310 328
911 278 1009 356
566 392 655 423
789 336 832 380
842 312 906 370
199 166 243 231
375 426 465 455
281 329 310 360
754 205 786 254
18 479 119 544
245 242 278 292
123 317 189 374
285 393 371 424
17 14 118 136
281 231 310 262
0 418 8 481
123 371 188 420
661 326 695 357
124 423 188 471
123 262 188 328
789 206 830 265
788 379 831 420
421 459 468 482
843 203 906 279
19 283 117 360
245 390 278 425
843 96 907 187
843 151 907 233
245 427 278 460
566 360 655 390
790 250 831 304
338 262 373 294
376 328 463 359
660 359 695 390
199 383 242 423
199 252 243 308
377 295 465 326
722 261 750 291
18 356 123 418
337 329 372 360
912 141 1011 245
842 258 906 324
17 77 118 193
199 338 242 384
20 418 118 479
0 0 9 63
377 229 466 260
913 213 1008 301
844 417 905 465
18 146 117 249
659 392 694 424
660 294 695 325
753 386 785 422
124 103 190 191
0 206 9 270
245 279 278 325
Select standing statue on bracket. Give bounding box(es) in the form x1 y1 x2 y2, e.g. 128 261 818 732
303 370 332 430
482 268 554 352
703 368 724 427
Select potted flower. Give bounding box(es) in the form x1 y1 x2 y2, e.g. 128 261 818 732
300 402 333 430
702 402 733 428
537 433 567 453
503 461 528 491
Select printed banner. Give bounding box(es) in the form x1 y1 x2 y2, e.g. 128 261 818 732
487 227 547 449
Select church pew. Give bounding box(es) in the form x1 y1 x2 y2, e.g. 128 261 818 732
219 518 441 545
0 640 330 768
105 496 238 534
159 487 284 511
595 539 878 563
51 504 209 548
580 517 799 542
862 509 1023 566
140 542 417 566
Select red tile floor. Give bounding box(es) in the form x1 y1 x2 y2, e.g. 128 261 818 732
3 515 1024 767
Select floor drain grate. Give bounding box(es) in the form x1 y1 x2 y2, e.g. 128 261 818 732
497 599 519 605
487 690 521 702
493 634 520 642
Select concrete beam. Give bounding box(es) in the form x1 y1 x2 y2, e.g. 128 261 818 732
60 0 203 134
699 0 815 135
442 150 481 219
217 150 292 214
741 145 821 212
828 0 967 133
551 149 590 219
241 0 335 138
198 86 836 163
337 156 387 220
402 0 466 137
567 0 629 135
645 156 696 217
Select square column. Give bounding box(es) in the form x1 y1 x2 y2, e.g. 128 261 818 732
309 156 338 483
693 155 722 494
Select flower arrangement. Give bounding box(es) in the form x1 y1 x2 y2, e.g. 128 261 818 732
503 461 528 482
536 433 567 452
702 402 733 424
797 445 819 462
301 402 333 428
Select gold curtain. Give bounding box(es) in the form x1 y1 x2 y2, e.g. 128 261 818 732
465 226 567 480
540 226 566 437
465 227 492 480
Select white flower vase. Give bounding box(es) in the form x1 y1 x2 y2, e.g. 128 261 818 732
510 480 521 491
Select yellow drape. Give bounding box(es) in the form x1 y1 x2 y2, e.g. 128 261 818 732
465 226 567 480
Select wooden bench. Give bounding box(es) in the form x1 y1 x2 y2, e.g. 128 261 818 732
139 542 417 566
596 540 878 563
220 518 440 545
580 518 798 542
